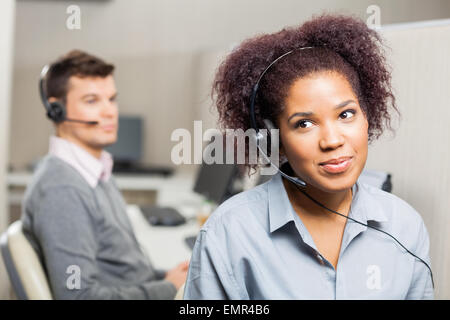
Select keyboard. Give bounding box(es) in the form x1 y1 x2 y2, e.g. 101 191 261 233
140 205 186 226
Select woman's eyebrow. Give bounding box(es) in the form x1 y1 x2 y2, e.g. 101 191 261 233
287 99 357 122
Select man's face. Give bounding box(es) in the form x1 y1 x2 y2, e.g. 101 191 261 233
56 75 118 156
277 71 369 193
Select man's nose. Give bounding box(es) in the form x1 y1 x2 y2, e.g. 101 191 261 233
101 100 117 118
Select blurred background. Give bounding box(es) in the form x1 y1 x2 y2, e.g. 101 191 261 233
0 0 449 299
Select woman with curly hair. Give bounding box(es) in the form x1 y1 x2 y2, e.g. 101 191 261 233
184 14 434 299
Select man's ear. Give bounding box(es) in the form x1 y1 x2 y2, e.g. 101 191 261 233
48 97 58 103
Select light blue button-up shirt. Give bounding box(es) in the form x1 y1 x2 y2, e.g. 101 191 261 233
184 172 434 299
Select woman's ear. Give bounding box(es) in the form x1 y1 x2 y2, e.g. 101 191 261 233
279 144 288 164
270 117 286 162
278 130 287 163
279 143 285 157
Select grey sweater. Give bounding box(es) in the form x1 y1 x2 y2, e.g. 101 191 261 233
21 155 177 299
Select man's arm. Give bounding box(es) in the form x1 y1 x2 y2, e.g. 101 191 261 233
32 186 177 299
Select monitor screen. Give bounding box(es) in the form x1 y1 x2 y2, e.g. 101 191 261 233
105 115 142 163
193 162 238 204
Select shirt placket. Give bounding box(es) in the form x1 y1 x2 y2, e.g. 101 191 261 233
293 217 337 299
335 219 367 299
294 209 368 299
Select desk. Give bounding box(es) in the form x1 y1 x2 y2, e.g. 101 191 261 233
120 168 205 269
7 167 205 219
7 167 200 205
127 205 200 270
123 168 206 269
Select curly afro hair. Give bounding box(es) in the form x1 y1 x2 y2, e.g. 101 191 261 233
212 13 399 170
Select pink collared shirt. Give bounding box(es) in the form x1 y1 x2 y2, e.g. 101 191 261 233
48 136 114 188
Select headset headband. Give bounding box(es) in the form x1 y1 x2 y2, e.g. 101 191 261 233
249 46 315 132
39 64 52 114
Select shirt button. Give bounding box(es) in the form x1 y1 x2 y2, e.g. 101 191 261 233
316 253 325 265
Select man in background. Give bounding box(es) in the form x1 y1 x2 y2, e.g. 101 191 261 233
21 50 187 299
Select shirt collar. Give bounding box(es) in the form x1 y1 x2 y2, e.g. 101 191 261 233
268 172 388 234
48 136 114 188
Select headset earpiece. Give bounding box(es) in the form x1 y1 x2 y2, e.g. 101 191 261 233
255 131 264 141
39 65 97 125
47 101 66 123
262 119 276 131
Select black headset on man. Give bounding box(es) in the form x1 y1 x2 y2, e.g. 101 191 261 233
249 46 434 288
39 64 98 125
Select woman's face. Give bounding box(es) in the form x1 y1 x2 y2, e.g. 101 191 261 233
278 71 369 193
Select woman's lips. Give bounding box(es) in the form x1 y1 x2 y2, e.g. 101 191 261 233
319 157 353 174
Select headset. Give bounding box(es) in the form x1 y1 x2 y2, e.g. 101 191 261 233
249 46 434 289
39 64 98 125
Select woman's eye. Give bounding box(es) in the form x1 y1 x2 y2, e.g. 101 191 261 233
294 109 356 129
340 109 356 119
294 120 313 129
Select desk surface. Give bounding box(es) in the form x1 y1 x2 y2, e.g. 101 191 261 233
7 167 197 190
8 167 206 210
127 205 200 270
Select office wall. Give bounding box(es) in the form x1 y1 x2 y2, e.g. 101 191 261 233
9 0 450 170
0 0 15 300
366 20 450 298
5 0 450 299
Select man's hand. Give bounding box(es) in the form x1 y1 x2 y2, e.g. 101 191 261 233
165 260 189 290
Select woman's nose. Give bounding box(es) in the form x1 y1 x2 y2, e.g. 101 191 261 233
319 123 345 150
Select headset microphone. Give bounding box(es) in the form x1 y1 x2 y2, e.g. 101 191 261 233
64 119 99 125
249 46 434 288
39 65 99 125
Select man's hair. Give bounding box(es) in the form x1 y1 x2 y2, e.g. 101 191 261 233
45 49 115 102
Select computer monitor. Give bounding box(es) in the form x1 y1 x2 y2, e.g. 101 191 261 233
193 162 240 204
105 115 142 164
